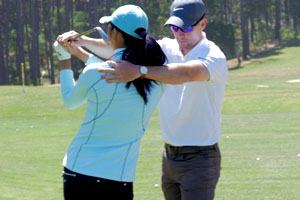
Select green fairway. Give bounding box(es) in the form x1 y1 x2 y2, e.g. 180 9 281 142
1 43 300 200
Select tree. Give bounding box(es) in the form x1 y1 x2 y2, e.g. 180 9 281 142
275 0 281 40
290 0 300 38
0 0 9 84
2 0 300 85
56 0 62 35
240 0 250 60
284 0 290 26
29 0 40 85
16 0 26 85
88 0 98 38
42 0 55 84
3 0 11 84
64 0 72 31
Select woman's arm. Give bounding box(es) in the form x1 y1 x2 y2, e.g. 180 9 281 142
56 44 89 110
56 30 114 60
78 36 114 60
59 62 90 110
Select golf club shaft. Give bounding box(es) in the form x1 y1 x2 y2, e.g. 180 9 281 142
70 28 97 40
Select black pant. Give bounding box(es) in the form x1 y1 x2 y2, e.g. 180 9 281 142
63 168 133 200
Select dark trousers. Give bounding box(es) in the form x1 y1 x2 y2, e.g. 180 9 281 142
63 168 133 200
162 144 221 200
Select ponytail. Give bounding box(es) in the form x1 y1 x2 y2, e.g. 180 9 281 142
110 23 166 104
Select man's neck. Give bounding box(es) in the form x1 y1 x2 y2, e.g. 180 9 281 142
180 33 203 56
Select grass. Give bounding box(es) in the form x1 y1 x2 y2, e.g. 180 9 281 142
1 42 300 199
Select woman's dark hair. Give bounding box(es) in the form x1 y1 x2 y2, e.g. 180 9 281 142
110 23 166 104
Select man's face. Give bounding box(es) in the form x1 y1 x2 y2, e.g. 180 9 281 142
172 18 207 54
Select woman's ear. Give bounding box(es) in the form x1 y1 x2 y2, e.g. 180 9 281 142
111 28 120 41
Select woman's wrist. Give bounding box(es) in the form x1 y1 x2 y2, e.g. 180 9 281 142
59 60 72 71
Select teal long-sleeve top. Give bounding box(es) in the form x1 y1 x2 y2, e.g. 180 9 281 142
60 48 164 182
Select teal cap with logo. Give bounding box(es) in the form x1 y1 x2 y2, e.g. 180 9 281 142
99 5 148 40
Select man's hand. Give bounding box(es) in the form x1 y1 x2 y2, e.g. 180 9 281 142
98 60 141 83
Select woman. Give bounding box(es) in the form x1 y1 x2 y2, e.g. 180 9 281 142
54 5 166 200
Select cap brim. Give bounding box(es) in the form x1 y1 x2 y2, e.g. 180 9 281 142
99 16 112 24
164 16 194 29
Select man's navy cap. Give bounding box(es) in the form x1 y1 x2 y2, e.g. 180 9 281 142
164 0 205 29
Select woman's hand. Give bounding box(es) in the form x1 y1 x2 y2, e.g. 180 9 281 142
56 31 82 56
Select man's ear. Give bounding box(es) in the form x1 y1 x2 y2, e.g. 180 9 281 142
200 18 207 31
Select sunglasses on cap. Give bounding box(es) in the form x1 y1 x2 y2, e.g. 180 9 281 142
170 14 205 33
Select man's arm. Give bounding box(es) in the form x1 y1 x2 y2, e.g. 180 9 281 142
98 60 210 84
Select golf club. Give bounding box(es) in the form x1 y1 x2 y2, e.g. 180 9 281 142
70 27 110 44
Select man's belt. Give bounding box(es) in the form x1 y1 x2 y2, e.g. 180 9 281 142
165 143 218 155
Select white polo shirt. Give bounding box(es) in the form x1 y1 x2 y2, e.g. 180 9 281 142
158 32 228 146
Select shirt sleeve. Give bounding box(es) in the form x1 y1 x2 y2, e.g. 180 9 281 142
60 69 91 110
201 55 228 83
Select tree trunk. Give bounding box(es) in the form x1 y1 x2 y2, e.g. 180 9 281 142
64 0 71 31
29 0 40 85
42 0 50 84
105 0 113 15
240 0 250 60
0 33 7 84
0 1 9 85
222 0 228 24
250 16 255 43
284 0 290 26
264 11 270 31
56 0 62 35
3 0 10 83
235 43 241 68
293 15 298 38
75 0 82 11
275 0 281 40
16 0 25 85
88 0 98 38
46 0 55 84
228 0 233 24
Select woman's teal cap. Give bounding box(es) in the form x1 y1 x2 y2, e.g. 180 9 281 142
99 5 148 40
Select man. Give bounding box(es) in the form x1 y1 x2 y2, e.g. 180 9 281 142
61 0 228 199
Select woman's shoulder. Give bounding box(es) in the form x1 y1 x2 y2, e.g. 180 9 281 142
78 62 111 85
82 62 111 74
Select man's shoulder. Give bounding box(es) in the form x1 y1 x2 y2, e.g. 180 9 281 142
157 37 177 47
201 38 226 60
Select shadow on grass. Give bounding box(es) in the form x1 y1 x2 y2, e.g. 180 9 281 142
229 65 244 71
253 39 300 59
282 39 300 47
229 39 300 71
252 48 282 59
